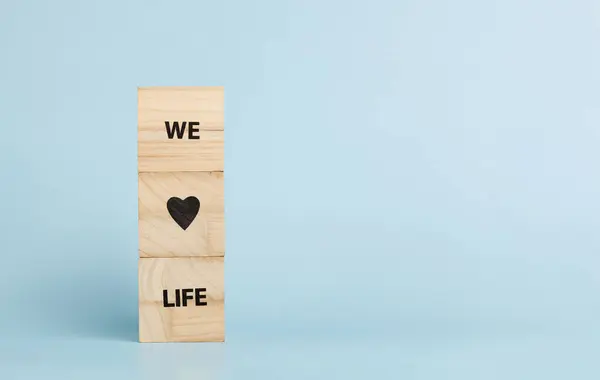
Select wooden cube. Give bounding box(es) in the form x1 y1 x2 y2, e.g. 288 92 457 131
138 86 224 173
139 257 224 343
138 171 224 257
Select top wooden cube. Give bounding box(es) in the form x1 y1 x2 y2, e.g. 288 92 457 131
138 87 224 173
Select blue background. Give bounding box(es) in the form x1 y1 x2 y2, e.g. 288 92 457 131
2 0 600 378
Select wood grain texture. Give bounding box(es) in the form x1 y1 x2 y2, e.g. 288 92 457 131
139 171 224 258
138 86 224 172
139 257 224 343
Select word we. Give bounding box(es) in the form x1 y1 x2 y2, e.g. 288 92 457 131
165 121 200 139
163 288 207 308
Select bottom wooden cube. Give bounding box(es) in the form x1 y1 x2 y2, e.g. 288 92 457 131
139 257 224 343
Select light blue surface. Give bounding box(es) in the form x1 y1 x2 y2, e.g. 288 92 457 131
2 0 600 378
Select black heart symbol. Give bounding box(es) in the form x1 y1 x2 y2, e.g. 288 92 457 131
166 196 200 230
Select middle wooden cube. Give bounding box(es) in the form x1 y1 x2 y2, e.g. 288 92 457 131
139 171 224 257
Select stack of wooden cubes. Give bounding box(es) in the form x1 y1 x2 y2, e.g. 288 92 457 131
137 87 225 343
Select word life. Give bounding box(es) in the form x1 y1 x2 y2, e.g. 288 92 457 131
165 121 201 139
163 288 207 308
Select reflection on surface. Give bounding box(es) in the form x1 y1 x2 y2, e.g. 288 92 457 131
137 342 225 380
